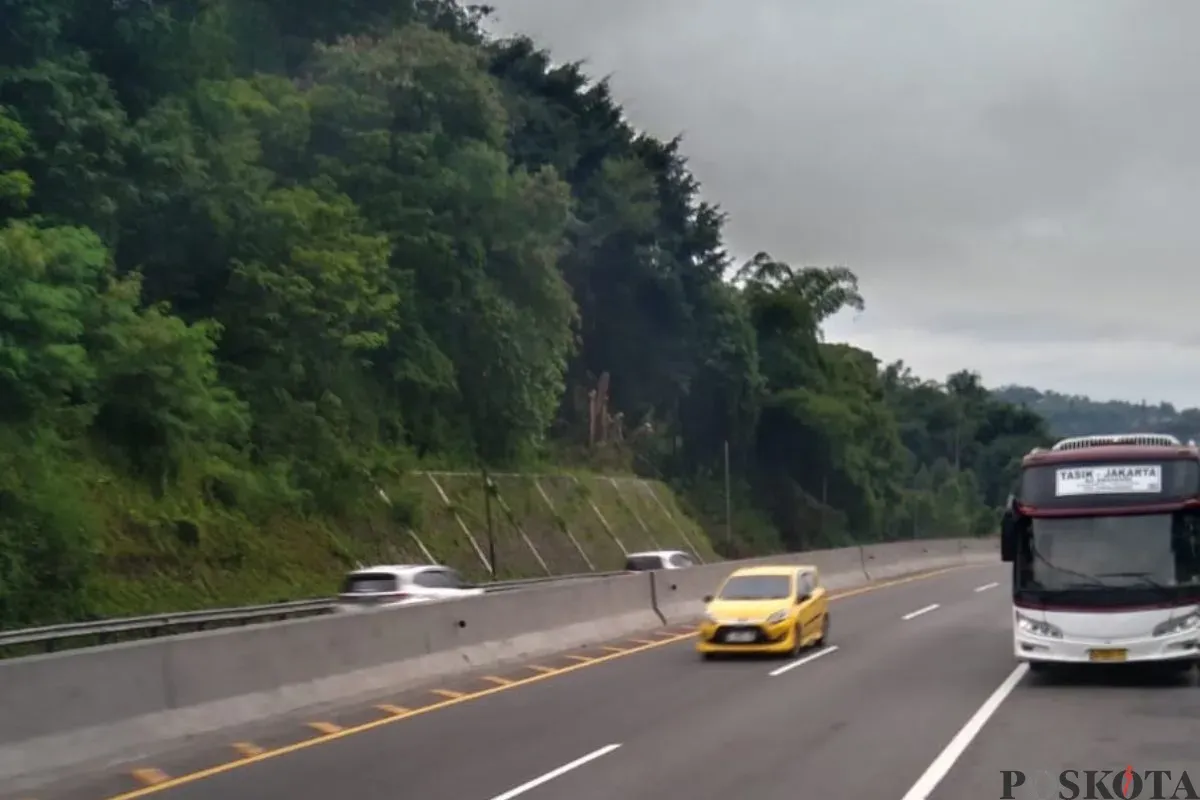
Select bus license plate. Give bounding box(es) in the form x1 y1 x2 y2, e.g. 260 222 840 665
726 631 755 643
1089 648 1127 662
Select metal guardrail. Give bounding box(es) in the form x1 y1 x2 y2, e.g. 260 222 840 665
0 571 629 653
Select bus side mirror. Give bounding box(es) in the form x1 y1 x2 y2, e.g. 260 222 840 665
1000 513 1017 562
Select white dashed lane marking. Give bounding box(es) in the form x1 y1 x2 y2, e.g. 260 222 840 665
899 664 1029 799
486 744 623 800
768 645 839 677
902 603 940 621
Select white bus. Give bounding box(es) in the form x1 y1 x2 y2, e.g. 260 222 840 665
1001 433 1200 673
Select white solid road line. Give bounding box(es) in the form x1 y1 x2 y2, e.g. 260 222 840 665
974 582 999 592
768 645 839 676
899 663 1029 800
902 603 940 620
487 744 623 800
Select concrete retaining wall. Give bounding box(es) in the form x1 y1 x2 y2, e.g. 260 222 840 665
0 537 996 788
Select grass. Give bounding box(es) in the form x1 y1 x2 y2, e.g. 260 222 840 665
395 471 718 581
78 467 720 619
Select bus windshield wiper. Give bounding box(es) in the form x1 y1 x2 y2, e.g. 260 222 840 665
1028 540 1107 588
1092 572 1173 591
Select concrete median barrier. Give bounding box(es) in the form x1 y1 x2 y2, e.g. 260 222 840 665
653 545 869 624
861 539 960 580
0 572 659 788
959 536 1000 558
0 537 995 790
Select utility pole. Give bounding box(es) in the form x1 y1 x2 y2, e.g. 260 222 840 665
482 466 497 578
953 411 961 471
723 439 732 549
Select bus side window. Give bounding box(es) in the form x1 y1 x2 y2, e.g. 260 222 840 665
1179 513 1200 580
1016 520 1034 586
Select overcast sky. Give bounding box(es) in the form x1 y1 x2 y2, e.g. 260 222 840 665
481 0 1200 408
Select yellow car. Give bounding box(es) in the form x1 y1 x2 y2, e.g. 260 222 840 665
696 564 829 659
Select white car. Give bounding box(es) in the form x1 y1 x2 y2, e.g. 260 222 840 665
334 564 485 612
624 550 697 571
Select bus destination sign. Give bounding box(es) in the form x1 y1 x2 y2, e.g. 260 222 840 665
1054 464 1162 497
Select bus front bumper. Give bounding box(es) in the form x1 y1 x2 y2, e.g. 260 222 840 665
1015 630 1200 664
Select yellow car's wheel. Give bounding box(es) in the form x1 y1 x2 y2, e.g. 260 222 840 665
816 613 829 646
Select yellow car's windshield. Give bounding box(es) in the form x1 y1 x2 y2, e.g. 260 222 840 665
718 575 792 600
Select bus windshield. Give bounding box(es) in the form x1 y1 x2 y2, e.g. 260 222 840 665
1022 511 1200 591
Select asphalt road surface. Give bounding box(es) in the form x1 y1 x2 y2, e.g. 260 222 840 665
39 562 1200 800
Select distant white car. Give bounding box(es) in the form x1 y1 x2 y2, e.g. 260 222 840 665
334 564 485 612
624 550 697 571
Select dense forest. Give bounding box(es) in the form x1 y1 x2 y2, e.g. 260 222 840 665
0 0 1051 625
993 386 1200 443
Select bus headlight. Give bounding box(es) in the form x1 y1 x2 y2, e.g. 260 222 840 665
1152 611 1200 637
1016 612 1063 639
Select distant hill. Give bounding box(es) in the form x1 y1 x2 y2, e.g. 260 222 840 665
992 385 1200 443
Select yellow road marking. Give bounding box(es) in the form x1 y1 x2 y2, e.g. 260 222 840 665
830 568 960 600
527 664 557 674
432 689 465 699
103 565 965 799
600 646 626 653
231 742 264 758
306 721 341 735
564 654 594 662
481 675 512 686
376 704 410 716
129 769 169 786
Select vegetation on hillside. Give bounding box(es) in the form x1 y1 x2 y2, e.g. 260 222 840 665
0 0 1050 627
994 386 1200 443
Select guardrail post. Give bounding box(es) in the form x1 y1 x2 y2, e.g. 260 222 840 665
483 467 498 579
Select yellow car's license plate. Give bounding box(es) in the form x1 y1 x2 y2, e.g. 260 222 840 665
1088 648 1127 662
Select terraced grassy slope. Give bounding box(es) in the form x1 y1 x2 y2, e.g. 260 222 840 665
87 470 718 618
394 472 716 581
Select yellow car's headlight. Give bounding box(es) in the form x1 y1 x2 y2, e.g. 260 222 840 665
704 611 719 624
765 609 788 625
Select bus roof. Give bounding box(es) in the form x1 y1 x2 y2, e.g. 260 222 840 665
1023 443 1199 467
1052 433 1184 450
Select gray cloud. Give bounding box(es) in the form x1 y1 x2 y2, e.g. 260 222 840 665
481 0 1200 406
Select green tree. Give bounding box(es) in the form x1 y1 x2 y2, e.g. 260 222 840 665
0 1 1060 624
307 26 576 462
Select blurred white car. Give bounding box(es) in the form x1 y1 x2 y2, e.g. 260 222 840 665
624 550 697 571
334 564 484 612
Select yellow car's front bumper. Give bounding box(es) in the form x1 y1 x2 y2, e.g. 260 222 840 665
695 619 797 654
